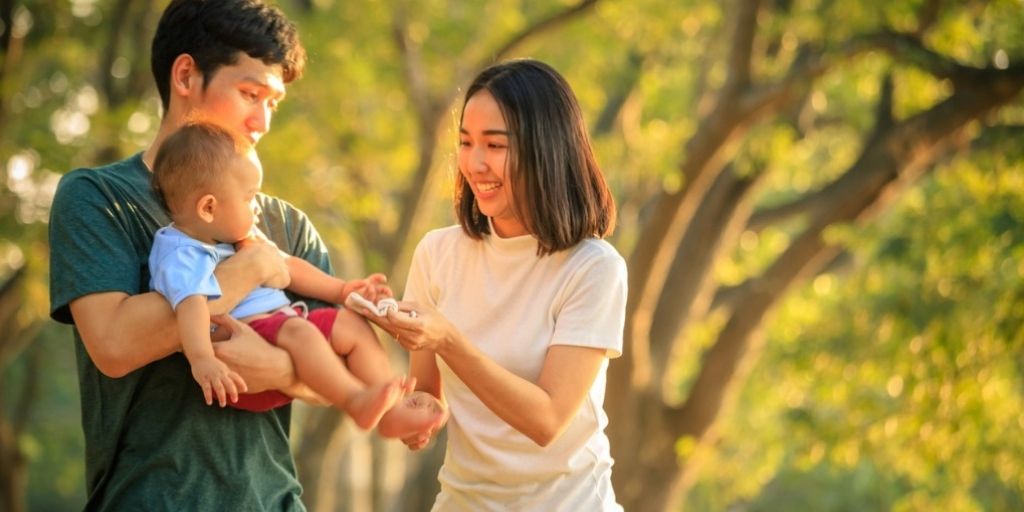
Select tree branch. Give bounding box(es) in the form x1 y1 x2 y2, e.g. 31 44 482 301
668 67 1024 442
726 0 762 90
485 0 601 67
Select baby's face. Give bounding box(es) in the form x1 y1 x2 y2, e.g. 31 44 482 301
210 152 263 244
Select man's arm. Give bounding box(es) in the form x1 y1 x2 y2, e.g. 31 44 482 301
70 239 295 385
209 314 326 402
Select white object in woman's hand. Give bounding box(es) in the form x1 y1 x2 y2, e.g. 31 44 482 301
345 292 399 316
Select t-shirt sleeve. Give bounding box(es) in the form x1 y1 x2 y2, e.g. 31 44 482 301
149 242 222 310
258 194 335 309
402 234 436 307
49 172 141 324
550 248 628 358
286 213 332 276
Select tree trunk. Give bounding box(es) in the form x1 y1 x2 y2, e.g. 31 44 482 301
609 66 1024 511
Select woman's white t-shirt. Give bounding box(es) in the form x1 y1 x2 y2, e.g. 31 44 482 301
404 225 627 511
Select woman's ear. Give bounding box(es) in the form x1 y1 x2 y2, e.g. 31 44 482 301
196 194 217 223
170 54 202 99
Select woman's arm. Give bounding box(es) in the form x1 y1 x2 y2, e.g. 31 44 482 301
408 349 444 402
401 349 447 450
440 336 604 447
388 306 607 447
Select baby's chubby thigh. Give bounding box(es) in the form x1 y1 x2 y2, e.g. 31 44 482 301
327 307 380 356
275 316 331 354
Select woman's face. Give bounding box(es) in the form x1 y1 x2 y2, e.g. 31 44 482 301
459 90 527 238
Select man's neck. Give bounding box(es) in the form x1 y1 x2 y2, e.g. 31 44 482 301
142 115 187 171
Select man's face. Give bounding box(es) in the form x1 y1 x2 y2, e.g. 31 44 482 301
188 53 286 145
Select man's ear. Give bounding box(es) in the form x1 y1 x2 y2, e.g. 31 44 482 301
196 194 217 223
170 54 203 99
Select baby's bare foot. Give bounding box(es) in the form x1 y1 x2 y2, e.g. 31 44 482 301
345 381 403 430
377 391 447 439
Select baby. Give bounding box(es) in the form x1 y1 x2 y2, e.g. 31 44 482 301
148 121 444 438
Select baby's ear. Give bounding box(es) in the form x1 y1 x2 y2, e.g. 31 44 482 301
196 194 217 223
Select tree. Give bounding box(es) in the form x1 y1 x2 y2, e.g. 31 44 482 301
603 0 1024 509
4 0 1023 510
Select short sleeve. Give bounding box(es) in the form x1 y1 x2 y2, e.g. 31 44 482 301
149 240 222 310
550 248 628 358
402 234 436 307
49 172 141 324
256 194 334 309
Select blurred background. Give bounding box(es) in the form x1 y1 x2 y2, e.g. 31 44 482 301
2 0 1023 510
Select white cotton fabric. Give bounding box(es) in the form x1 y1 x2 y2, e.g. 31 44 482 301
404 225 627 512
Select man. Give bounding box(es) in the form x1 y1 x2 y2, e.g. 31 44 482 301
49 1 335 508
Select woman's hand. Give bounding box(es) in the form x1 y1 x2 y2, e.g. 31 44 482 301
400 390 449 451
383 301 456 354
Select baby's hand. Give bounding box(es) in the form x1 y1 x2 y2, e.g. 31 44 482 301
191 357 248 407
340 273 392 303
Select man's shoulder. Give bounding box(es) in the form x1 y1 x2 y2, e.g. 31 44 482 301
55 153 146 197
255 192 311 224
62 153 145 181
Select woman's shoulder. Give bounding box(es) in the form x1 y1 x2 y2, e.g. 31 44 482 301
563 238 628 281
570 238 625 265
419 224 469 249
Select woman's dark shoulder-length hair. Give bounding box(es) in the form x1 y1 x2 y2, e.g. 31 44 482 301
455 59 616 256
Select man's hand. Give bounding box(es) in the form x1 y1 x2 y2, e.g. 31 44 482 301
211 314 295 393
235 233 290 289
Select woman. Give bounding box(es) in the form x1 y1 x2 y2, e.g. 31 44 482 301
380 59 626 510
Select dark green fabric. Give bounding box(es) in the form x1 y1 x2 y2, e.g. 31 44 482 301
49 153 334 511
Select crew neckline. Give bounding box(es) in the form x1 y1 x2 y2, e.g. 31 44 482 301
486 218 537 253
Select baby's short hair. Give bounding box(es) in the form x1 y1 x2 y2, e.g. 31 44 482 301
152 122 250 216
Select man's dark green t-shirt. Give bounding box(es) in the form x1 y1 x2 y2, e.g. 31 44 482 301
49 153 333 511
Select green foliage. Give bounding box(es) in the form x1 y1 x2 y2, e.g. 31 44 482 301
694 150 1024 509
4 0 1024 510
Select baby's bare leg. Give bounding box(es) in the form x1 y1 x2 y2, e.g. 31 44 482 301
276 317 400 429
330 308 394 386
329 309 443 436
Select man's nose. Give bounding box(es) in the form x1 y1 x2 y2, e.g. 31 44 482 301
248 104 271 136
